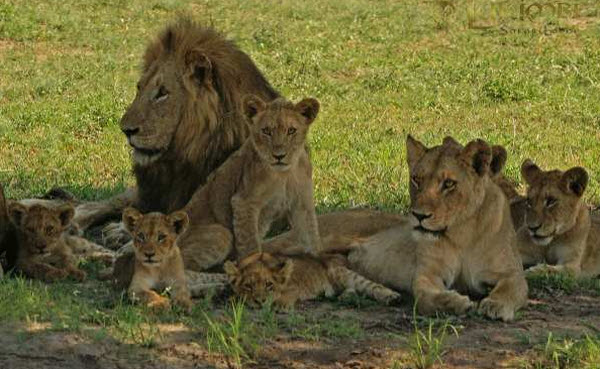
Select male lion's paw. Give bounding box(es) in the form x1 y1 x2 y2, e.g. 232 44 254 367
102 222 132 250
148 296 171 311
478 297 514 322
436 291 474 315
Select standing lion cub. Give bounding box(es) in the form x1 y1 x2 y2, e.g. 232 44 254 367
178 96 322 271
518 160 600 278
123 207 193 311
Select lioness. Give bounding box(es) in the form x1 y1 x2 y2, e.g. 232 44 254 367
518 160 600 278
224 252 401 309
8 200 86 282
178 95 322 270
123 207 193 311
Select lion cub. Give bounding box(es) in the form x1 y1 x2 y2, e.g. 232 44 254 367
518 160 600 278
179 96 322 271
123 207 193 311
8 200 86 282
224 252 401 309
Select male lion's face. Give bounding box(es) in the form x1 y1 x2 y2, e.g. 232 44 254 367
406 136 492 241
243 96 319 172
521 160 588 246
8 201 73 255
224 253 293 308
123 207 189 266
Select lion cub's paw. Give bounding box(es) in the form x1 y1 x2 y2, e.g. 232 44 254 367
478 297 514 322
383 291 402 306
526 264 563 276
69 268 87 282
147 296 171 311
174 296 194 313
102 222 132 250
435 291 474 315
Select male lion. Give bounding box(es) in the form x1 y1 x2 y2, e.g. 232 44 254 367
224 252 401 309
518 160 600 278
0 183 17 273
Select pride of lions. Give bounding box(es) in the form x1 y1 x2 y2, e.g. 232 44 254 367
0 19 598 324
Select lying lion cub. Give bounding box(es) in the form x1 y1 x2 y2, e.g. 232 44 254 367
8 200 86 282
123 207 193 311
224 252 400 309
518 160 600 278
178 96 322 271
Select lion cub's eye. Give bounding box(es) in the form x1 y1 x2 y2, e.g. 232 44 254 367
442 179 456 191
266 281 274 291
545 196 558 208
45 226 55 236
154 86 169 102
261 128 272 136
136 233 146 243
287 127 296 135
157 233 166 243
410 175 420 189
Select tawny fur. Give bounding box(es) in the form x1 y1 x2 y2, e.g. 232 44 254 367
177 96 322 271
123 208 193 312
7 200 86 282
224 252 401 309
517 161 600 278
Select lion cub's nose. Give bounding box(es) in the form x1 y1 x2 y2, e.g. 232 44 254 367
273 153 286 161
122 127 140 138
412 211 432 222
144 252 156 258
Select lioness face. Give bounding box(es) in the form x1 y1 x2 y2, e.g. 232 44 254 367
224 253 293 307
243 96 319 172
406 136 492 240
8 201 73 255
521 160 588 246
123 208 189 266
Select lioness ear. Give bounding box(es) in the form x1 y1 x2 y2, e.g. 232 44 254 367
560 167 588 197
406 135 428 169
295 98 320 125
461 139 492 176
56 204 75 228
123 207 142 232
243 95 266 121
168 211 189 236
7 201 27 227
521 159 542 185
184 50 212 87
223 261 240 283
274 260 294 286
490 145 508 176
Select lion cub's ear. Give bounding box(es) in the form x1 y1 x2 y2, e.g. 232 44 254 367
168 211 189 236
295 98 320 125
223 261 240 283
123 207 143 233
56 204 75 228
274 260 294 286
490 145 508 177
461 139 492 176
7 201 27 227
521 159 542 185
243 95 267 121
406 135 428 169
560 167 588 197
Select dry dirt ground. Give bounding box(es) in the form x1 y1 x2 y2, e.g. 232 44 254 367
1 284 598 369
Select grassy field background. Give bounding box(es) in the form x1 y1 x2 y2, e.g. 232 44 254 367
1 1 600 368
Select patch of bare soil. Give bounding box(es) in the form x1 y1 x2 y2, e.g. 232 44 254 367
1 289 599 369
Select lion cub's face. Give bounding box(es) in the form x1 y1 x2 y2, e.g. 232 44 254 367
407 136 493 240
123 208 189 266
8 200 74 255
521 160 588 246
243 96 319 172
224 253 293 307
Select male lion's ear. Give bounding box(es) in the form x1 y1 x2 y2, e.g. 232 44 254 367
122 207 142 233
295 98 320 125
490 145 508 176
223 261 240 283
243 95 266 121
560 167 588 197
406 135 428 169
184 50 212 87
274 260 294 286
520 159 542 185
168 211 190 236
56 204 75 228
443 136 462 149
7 201 27 227
461 139 492 176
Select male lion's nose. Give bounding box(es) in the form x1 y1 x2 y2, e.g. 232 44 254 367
412 211 432 222
273 153 286 161
122 127 140 138
528 224 541 233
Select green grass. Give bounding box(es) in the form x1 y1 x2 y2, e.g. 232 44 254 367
524 333 600 369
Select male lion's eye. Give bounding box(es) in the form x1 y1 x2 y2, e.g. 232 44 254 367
287 127 296 135
154 86 169 102
410 176 420 189
442 179 456 191
545 196 557 208
261 128 272 136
